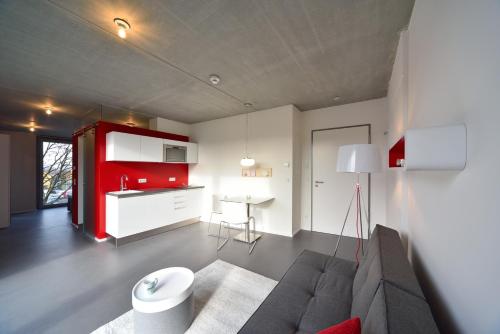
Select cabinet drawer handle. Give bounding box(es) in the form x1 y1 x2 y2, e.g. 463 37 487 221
174 201 185 205
174 206 187 210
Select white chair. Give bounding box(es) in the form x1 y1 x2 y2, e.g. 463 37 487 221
217 201 257 254
207 194 223 237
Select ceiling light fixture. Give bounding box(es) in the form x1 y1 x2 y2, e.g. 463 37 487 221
334 96 341 102
29 126 35 132
208 74 221 85
125 121 135 127
114 18 130 39
45 107 52 115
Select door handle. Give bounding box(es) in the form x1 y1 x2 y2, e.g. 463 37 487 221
315 181 325 184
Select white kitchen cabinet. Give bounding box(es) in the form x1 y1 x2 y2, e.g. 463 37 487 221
107 131 198 163
172 190 189 222
107 192 174 238
106 188 203 239
106 132 141 161
186 188 202 217
140 135 163 162
186 142 198 163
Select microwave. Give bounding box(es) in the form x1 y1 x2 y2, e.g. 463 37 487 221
163 144 187 163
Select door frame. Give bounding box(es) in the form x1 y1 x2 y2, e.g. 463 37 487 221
310 124 372 232
37 136 72 209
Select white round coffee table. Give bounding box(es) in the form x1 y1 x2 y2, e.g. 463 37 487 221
132 267 194 334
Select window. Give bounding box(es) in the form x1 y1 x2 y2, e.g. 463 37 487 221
40 139 72 208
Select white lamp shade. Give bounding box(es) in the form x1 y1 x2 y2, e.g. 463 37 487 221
336 144 381 173
240 157 255 167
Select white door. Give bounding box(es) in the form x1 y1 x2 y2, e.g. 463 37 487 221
312 126 369 238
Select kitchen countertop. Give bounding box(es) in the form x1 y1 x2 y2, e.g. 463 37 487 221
106 185 204 198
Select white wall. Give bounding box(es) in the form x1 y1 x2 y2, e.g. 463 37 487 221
149 117 191 137
386 1 500 333
189 105 298 237
0 131 37 214
292 106 303 235
301 99 388 232
386 31 409 244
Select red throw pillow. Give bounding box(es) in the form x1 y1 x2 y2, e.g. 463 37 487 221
317 317 361 334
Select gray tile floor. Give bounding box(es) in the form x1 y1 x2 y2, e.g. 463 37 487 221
0 208 359 334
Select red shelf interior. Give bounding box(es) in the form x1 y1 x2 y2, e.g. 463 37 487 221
389 137 405 168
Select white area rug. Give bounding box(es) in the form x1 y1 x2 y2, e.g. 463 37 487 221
91 260 277 334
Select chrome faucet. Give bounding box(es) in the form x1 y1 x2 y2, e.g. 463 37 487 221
120 175 129 191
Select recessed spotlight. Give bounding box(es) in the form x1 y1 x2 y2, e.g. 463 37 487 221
114 18 131 39
45 107 52 115
334 96 341 102
244 102 253 108
208 74 221 85
29 127 35 132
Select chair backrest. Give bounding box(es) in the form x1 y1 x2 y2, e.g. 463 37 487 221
212 194 223 213
220 200 248 225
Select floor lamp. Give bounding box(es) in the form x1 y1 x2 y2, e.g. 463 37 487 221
333 144 381 261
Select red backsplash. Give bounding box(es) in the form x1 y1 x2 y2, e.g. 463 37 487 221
73 121 190 239
100 161 188 192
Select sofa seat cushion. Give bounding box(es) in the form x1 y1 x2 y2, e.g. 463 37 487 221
239 250 357 334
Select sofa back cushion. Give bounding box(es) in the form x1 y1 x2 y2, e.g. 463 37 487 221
351 225 425 322
363 280 439 334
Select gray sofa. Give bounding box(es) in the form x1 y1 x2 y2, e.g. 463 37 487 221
239 225 439 334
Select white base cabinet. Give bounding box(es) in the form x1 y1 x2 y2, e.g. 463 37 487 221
106 188 203 239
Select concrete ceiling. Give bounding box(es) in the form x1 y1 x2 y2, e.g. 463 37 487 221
0 0 414 136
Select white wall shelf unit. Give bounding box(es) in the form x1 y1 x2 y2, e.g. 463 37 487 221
405 124 467 171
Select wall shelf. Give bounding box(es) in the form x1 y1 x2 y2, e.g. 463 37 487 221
242 167 272 177
389 137 405 168
388 124 466 171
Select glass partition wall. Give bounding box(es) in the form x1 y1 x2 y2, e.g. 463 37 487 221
39 138 73 208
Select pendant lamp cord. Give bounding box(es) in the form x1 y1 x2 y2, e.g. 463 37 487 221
245 111 249 156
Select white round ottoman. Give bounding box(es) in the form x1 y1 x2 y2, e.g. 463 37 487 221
132 267 194 334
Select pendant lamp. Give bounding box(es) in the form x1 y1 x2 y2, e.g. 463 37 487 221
240 105 255 167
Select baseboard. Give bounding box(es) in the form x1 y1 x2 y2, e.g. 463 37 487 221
110 217 200 247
